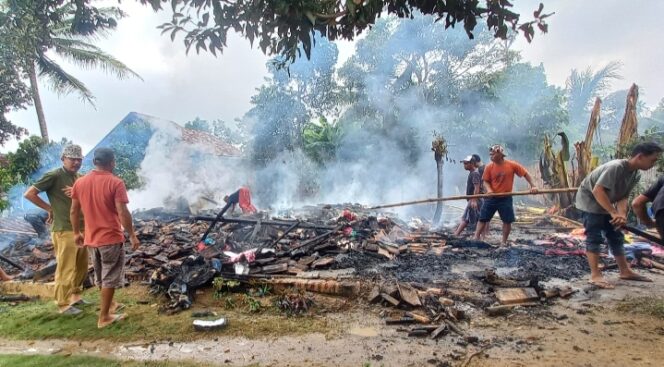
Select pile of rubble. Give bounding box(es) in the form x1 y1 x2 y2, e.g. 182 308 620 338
3 204 664 340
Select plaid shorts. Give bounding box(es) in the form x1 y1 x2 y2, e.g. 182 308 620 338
90 244 125 288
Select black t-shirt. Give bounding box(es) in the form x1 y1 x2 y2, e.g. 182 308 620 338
644 176 664 215
477 164 485 181
227 190 240 205
466 170 482 196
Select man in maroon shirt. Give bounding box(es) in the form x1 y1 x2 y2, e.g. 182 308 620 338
70 147 140 328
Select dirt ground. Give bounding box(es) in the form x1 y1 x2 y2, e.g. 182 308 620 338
1 272 663 367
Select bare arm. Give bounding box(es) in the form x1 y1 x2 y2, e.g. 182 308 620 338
116 201 140 250
483 181 493 194
70 198 84 246
23 187 53 222
470 183 481 209
592 185 626 226
523 173 538 191
632 194 655 227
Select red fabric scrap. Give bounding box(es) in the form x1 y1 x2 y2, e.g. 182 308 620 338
342 209 356 221
343 227 353 236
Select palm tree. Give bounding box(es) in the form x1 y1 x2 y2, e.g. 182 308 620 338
5 1 140 141
565 61 622 128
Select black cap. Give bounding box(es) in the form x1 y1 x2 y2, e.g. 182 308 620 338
471 154 481 163
93 147 115 165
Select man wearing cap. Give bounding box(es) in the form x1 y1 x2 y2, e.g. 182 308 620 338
454 155 484 236
474 145 538 245
70 147 140 328
472 154 485 179
24 144 89 315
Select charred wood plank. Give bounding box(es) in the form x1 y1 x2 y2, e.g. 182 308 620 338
430 323 449 339
486 303 539 317
495 288 539 305
398 282 422 307
381 293 400 307
385 317 415 325
194 216 336 230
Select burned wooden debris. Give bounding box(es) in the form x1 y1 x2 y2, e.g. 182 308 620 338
2 204 663 342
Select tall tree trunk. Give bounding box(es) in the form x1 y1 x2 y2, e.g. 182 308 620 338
28 62 49 141
432 158 444 225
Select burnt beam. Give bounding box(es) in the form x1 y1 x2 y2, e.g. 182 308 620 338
194 216 336 230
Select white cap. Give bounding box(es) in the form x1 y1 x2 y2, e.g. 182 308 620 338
461 155 474 163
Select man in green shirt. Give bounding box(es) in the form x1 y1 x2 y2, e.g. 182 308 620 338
576 142 663 289
24 144 89 314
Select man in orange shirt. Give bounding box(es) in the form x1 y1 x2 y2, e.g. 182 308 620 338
474 145 538 245
70 148 140 328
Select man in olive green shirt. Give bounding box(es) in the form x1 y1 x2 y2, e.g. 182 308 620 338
24 144 89 314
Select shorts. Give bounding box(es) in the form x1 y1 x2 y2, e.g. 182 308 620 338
90 244 125 288
462 200 482 228
479 197 515 223
581 211 625 256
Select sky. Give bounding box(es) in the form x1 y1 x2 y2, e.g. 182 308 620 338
3 0 664 153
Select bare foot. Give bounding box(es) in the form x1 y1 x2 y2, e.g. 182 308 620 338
619 272 652 282
588 277 615 289
97 313 126 329
110 302 126 313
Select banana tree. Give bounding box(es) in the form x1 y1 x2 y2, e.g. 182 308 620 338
574 97 601 186
540 132 573 211
616 84 639 158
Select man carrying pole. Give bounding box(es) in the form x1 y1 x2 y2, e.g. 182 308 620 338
454 155 484 236
577 142 662 288
474 145 538 245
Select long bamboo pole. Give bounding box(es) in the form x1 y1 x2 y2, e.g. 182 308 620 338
369 188 579 210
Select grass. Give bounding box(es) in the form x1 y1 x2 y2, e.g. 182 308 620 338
0 354 260 367
0 285 334 342
616 296 664 319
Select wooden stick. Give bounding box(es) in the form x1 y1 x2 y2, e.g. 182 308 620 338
461 345 493 367
369 188 579 209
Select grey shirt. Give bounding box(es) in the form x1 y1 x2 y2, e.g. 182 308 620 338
575 159 641 214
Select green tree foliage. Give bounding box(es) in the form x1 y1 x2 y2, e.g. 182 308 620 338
482 62 567 160
302 117 343 165
244 14 566 173
564 61 622 141
139 0 550 64
244 34 339 164
0 0 140 140
0 7 31 145
0 136 70 210
184 117 211 132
